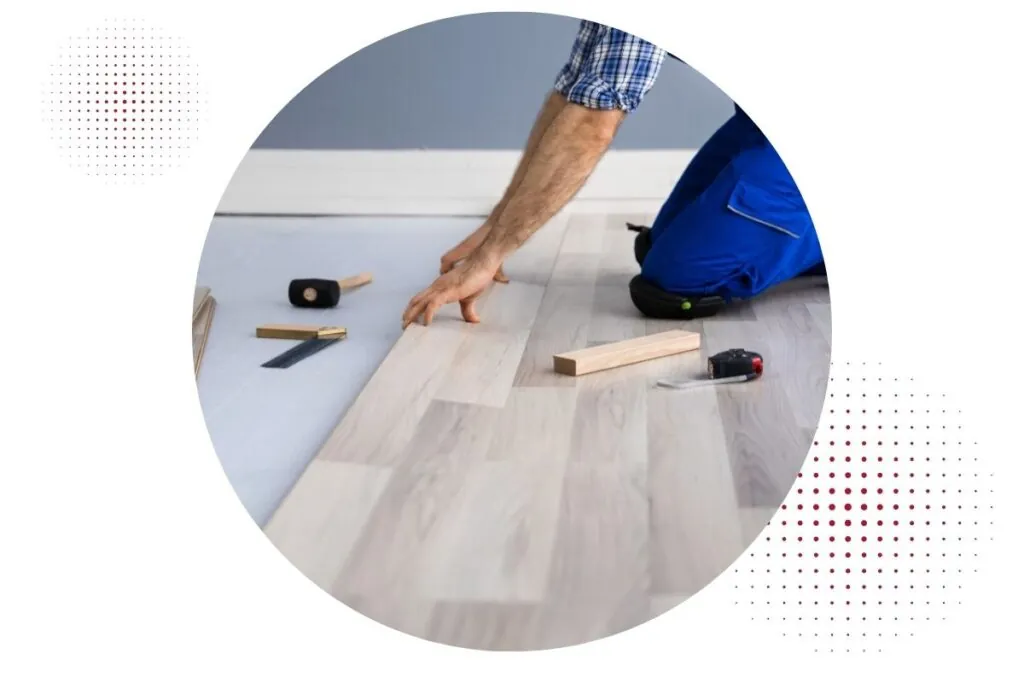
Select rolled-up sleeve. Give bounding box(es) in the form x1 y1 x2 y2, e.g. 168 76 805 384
553 20 667 113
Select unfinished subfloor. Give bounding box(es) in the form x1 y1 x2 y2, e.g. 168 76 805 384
200 211 832 650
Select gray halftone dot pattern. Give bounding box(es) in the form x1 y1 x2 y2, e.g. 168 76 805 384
730 362 995 653
42 17 203 180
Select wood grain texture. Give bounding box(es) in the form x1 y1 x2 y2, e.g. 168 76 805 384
553 329 701 376
701 320 816 507
192 295 216 376
193 286 211 322
261 211 831 650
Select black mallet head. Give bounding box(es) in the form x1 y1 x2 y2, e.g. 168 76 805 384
288 273 372 309
289 279 340 308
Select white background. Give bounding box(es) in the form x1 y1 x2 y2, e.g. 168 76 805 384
1 0 1021 680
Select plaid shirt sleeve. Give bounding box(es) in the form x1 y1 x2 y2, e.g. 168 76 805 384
553 20 667 113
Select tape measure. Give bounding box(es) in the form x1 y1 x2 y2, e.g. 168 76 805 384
656 348 764 390
708 348 763 380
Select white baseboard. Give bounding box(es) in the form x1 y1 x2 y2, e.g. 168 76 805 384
215 149 694 216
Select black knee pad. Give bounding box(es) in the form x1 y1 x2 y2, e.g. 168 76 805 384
628 275 726 320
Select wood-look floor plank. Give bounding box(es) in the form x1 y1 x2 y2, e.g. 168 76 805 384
649 594 690 621
332 400 501 600
416 459 568 603
512 250 601 387
263 461 392 589
548 464 651 597
317 321 467 466
541 460 650 644
806 302 832 344
646 347 746 596
434 281 547 408
426 602 541 651
500 213 570 287
644 318 704 337
483 387 579 464
415 388 578 602
746 302 831 431
585 215 645 342
738 507 778 546
511 216 605 389
558 212 606 255
569 369 647 465
701 320 814 507
341 593 437 643
192 296 216 376
193 286 211 321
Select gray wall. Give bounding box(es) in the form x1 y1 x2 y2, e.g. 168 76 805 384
253 12 735 151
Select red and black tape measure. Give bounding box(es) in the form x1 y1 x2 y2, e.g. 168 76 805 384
708 348 764 381
656 348 764 390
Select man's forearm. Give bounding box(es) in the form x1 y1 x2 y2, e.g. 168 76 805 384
486 91 568 225
479 103 624 260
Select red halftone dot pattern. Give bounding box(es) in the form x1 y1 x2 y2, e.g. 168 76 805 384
732 363 994 654
41 17 203 179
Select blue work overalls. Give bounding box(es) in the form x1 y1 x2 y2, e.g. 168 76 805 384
639 104 825 300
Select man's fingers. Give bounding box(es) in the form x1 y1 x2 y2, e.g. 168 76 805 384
422 299 443 326
460 297 481 323
493 265 509 284
402 295 430 329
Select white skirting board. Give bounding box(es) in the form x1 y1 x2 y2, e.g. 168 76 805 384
215 149 695 216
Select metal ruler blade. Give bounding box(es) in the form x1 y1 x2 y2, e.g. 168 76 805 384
261 336 342 369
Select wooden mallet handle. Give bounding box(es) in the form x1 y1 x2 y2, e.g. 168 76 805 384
336 272 373 289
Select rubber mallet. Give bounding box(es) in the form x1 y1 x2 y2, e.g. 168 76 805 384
288 272 373 309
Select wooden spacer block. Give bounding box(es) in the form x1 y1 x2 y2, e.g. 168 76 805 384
336 272 373 289
553 329 701 376
256 324 348 340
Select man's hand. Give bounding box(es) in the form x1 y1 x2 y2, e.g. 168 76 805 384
402 252 502 329
440 224 509 283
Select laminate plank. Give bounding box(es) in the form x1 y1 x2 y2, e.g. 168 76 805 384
594 214 643 288
512 238 602 386
482 387 579 463
192 296 216 376
417 460 567 603
738 507 778 546
341 593 437 642
332 400 501 601
750 304 831 431
647 348 746 596
263 461 392 590
541 460 650 643
701 320 813 507
649 594 690 620
501 212 571 287
569 369 647 466
588 215 648 341
414 388 577 602
433 281 546 408
806 302 832 343
588 284 648 344
193 286 211 321
558 212 606 255
426 602 541 651
315 321 467 466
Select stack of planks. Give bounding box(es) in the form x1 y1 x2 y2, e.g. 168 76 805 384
192 286 216 377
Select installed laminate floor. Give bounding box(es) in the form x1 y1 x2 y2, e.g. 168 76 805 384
261 211 832 650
